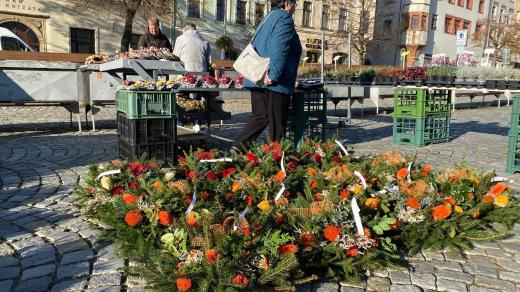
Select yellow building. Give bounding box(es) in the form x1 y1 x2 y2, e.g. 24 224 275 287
0 0 368 65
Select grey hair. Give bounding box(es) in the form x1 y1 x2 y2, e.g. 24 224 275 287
183 23 196 32
272 0 296 9
148 16 159 25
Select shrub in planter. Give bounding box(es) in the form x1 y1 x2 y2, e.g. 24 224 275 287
399 67 427 85
298 67 320 80
359 69 376 85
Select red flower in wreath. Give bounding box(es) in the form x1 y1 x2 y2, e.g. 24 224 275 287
128 162 143 176
278 243 298 254
188 171 200 181
221 167 236 178
158 211 173 226
245 152 258 165
346 246 358 257
112 186 123 196
128 181 139 189
176 277 192 291
196 151 213 160
205 171 217 181
232 273 249 286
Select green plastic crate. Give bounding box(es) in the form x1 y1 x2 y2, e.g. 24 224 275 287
393 89 451 118
506 132 520 173
287 91 327 144
393 112 451 146
512 95 520 112
116 90 176 119
510 111 520 133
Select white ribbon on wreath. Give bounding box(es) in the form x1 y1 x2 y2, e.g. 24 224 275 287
335 140 349 157
96 169 122 180
274 151 287 201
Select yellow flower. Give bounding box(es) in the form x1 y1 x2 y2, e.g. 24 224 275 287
353 184 364 196
454 206 463 214
257 200 271 211
231 181 243 193
100 176 112 190
494 195 509 207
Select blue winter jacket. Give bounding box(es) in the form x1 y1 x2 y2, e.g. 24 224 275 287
244 8 302 95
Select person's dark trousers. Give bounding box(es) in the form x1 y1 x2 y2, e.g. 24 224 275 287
234 88 290 150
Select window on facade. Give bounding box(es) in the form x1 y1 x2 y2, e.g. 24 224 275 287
499 8 504 22
492 5 497 18
463 21 471 32
479 0 485 13
303 1 312 27
360 10 370 33
449 0 455 4
236 1 247 24
321 5 330 29
1 37 21 51
339 9 347 31
455 19 462 31
255 4 265 26
406 13 428 31
187 0 201 18
383 19 392 33
70 28 95 54
431 14 438 30
445 17 454 34
216 0 225 21
475 23 482 33
466 0 473 10
458 0 464 7
130 33 141 50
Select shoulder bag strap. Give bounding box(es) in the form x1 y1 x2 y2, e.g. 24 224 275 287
250 10 275 44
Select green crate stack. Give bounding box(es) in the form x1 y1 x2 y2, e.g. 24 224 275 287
116 90 178 165
393 88 451 147
287 91 327 144
506 96 520 173
116 90 176 119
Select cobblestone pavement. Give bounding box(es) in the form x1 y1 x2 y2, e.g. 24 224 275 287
1 96 520 291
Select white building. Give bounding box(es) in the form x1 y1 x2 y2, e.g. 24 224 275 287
370 0 516 67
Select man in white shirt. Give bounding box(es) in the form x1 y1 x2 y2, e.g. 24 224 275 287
173 23 212 72
173 23 212 132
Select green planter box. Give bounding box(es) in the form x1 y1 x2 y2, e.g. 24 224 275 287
116 90 176 119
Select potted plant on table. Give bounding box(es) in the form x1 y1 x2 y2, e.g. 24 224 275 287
399 67 427 86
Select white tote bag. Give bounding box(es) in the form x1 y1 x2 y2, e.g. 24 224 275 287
233 12 273 84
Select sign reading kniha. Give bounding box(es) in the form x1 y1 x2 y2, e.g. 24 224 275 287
1 0 42 13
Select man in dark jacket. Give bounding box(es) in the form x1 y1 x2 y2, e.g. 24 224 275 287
138 16 172 51
233 0 302 150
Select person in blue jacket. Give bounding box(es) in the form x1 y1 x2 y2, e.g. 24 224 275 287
233 0 302 151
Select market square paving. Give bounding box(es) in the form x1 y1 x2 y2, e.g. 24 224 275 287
1 98 520 291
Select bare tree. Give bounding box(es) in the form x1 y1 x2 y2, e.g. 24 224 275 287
72 0 175 52
473 19 520 64
326 0 378 64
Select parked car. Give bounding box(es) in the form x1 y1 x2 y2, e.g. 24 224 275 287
0 27 34 52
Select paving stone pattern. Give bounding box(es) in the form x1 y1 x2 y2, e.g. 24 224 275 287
1 97 520 291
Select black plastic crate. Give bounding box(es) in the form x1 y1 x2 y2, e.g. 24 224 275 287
118 136 178 165
117 112 176 144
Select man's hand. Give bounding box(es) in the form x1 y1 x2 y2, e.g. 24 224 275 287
263 74 273 85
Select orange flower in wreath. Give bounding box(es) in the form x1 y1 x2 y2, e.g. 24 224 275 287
186 212 199 228
396 168 408 180
307 167 318 177
346 246 358 257
324 225 341 242
274 170 286 183
339 189 351 200
158 210 173 226
125 210 143 228
310 180 319 190
442 196 456 205
405 198 420 209
489 182 507 197
300 232 316 248
122 193 138 205
481 195 495 204
420 165 433 177
176 277 192 291
205 249 219 264
432 205 452 221
365 198 379 209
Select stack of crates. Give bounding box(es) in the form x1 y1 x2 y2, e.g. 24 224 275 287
287 90 327 145
506 96 520 173
393 89 451 146
116 90 177 165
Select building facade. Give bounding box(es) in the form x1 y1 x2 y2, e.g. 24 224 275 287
370 0 517 67
0 0 368 65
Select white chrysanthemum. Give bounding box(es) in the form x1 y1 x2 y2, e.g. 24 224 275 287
397 207 425 223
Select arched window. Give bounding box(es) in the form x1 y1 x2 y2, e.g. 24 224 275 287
0 21 40 51
332 53 349 65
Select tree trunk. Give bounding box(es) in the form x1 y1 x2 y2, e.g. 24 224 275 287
120 7 137 52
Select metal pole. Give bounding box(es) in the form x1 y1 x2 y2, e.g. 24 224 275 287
321 31 325 83
348 31 352 68
224 0 227 36
171 0 177 47
483 0 494 57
